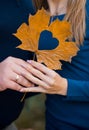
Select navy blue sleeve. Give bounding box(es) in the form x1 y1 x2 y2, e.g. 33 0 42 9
65 79 89 101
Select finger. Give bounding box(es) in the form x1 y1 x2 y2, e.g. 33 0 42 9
22 73 50 89
14 57 34 72
8 80 24 92
10 72 33 88
15 75 33 87
27 60 56 78
20 86 47 93
9 62 53 89
12 64 49 88
11 60 51 89
11 57 29 67
12 63 28 76
23 64 54 85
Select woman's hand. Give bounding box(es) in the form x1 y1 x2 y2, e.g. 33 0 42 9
0 56 34 92
20 60 68 96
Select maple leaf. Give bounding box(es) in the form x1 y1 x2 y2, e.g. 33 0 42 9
29 8 50 33
13 23 39 52
14 8 79 70
14 8 50 52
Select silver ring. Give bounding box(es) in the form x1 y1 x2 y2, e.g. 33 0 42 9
16 74 20 82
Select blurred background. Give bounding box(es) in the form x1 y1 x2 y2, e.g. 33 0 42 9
15 94 46 130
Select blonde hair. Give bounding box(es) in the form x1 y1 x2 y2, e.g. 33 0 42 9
33 0 86 45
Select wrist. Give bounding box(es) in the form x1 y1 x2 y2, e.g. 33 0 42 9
57 77 68 96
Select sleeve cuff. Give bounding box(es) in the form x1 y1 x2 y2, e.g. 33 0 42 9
63 79 89 101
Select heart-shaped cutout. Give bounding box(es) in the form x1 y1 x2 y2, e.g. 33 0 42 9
38 30 59 50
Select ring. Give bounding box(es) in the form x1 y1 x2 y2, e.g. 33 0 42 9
15 74 20 82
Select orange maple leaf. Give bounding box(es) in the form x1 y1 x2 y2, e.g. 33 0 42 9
14 8 79 70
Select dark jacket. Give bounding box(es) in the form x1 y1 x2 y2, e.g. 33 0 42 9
0 0 35 128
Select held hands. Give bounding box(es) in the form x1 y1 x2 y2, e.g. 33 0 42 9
0 56 34 91
0 57 67 96
21 60 68 96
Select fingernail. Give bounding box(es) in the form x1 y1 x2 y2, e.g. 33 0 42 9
20 89 24 92
27 60 32 64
